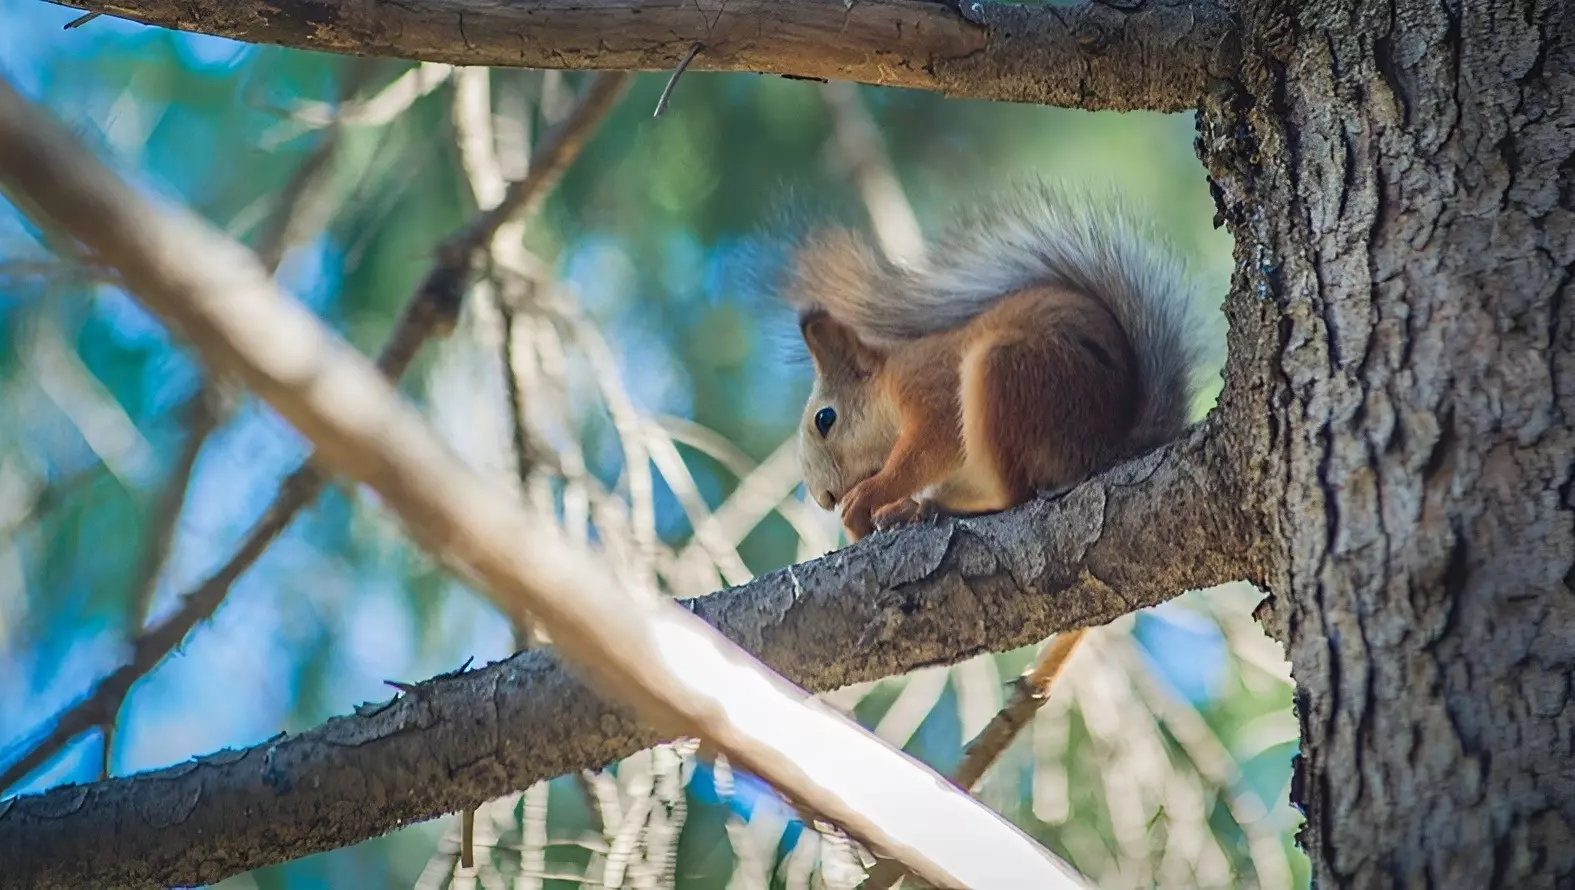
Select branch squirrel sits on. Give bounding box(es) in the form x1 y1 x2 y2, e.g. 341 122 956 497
776 180 1205 701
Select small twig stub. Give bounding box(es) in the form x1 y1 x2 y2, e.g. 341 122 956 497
653 43 704 119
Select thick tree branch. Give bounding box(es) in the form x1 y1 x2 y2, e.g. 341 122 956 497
0 418 1259 888
46 0 1243 112
0 73 1102 890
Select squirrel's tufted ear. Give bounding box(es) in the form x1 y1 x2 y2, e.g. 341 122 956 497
799 310 882 380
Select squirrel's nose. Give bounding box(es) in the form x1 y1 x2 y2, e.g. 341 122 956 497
818 490 836 510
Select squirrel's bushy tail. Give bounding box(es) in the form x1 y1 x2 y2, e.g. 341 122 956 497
776 179 1205 451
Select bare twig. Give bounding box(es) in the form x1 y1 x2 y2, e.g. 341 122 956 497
489 264 830 598
0 66 625 796
0 461 316 793
861 630 1089 888
460 806 476 869
661 422 833 564
26 321 158 489
527 314 592 546
445 69 565 866
956 629 1089 790
449 64 546 644
1110 631 1293 890
1 58 371 791
123 390 218 632
450 70 672 856
495 308 540 495
381 71 628 392
264 62 455 148
549 304 660 589
1070 638 1178 880
819 81 926 268
515 783 547 889
488 244 820 596
0 69 1088 890
444 72 629 278
641 422 752 587
652 42 703 119
64 11 100 28
95 724 114 782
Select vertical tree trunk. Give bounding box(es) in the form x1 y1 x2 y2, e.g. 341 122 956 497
1203 0 1575 883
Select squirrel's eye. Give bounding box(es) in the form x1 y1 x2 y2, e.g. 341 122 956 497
814 407 837 437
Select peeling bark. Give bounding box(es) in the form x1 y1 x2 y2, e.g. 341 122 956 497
1201 0 1575 883
43 0 1242 112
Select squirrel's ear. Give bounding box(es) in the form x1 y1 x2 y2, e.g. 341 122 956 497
800 311 882 380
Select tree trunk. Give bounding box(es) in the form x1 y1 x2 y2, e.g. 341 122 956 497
1203 0 1575 883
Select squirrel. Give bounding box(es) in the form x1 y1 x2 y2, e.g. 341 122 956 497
774 180 1205 692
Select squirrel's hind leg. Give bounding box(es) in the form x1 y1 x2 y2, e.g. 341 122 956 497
960 329 1133 504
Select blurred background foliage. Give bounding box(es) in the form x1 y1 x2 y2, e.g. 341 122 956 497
0 1 1307 887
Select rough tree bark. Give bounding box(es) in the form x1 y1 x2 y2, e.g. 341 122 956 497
1199 0 1575 884
44 0 1240 112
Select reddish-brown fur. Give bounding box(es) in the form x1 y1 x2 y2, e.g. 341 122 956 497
790 185 1201 714
813 283 1139 541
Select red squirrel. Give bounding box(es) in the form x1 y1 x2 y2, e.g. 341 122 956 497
778 181 1204 681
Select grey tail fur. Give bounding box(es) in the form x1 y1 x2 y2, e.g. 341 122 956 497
777 179 1206 451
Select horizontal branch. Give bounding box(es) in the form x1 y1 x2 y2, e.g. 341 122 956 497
0 421 1261 888
45 0 1242 112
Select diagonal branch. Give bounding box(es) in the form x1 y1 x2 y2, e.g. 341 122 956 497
45 0 1243 112
0 71 629 796
0 59 369 790
0 70 1098 890
0 417 1261 888
819 80 927 269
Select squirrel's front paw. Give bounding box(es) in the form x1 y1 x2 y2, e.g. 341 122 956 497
872 498 932 532
839 481 882 542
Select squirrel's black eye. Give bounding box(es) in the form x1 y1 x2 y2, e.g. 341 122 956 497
814 407 837 437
